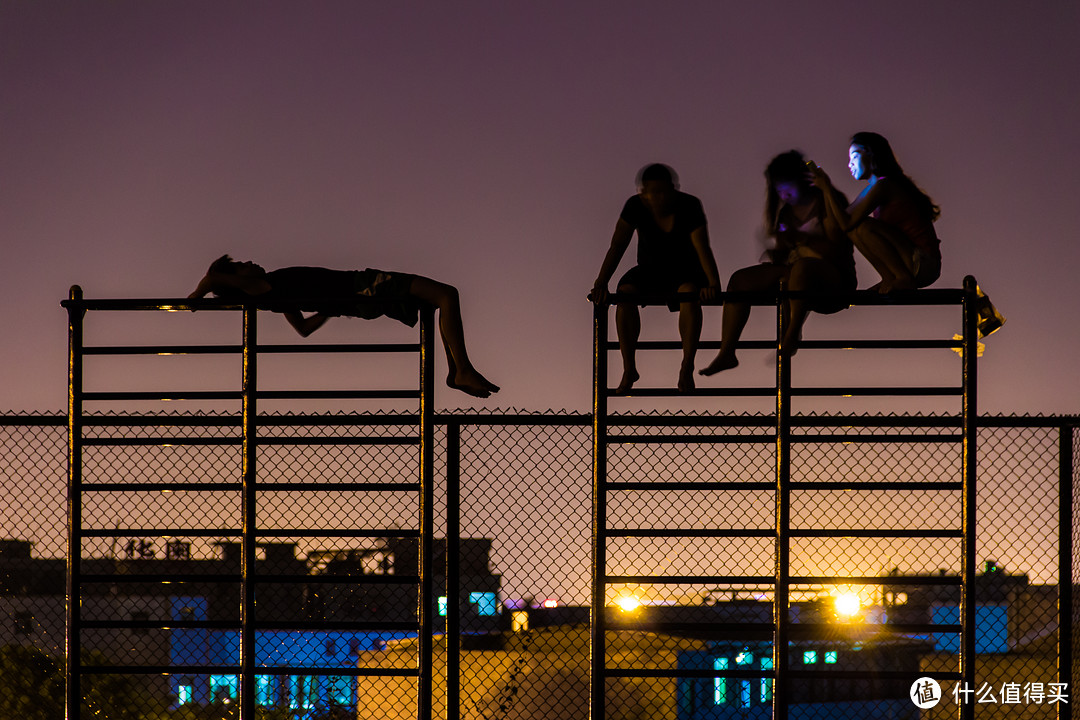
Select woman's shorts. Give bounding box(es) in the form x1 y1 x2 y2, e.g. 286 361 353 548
913 251 941 288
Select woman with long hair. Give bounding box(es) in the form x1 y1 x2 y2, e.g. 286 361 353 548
810 132 940 293
700 150 856 374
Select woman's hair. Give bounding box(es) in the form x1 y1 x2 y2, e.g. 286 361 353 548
635 163 680 190
763 150 815 237
850 132 940 220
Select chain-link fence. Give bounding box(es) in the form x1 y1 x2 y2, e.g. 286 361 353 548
0 412 1074 719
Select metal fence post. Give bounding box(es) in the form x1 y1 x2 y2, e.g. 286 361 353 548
592 301 608 720
1060 424 1074 720
446 420 461 720
961 275 978 720
418 305 435 720
240 302 258 719
66 285 83 720
774 281 790 720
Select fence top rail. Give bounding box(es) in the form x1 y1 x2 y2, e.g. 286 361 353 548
4 412 1078 428
601 286 968 307
60 286 971 314
61 289 417 316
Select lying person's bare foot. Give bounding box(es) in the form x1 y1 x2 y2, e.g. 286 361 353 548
782 328 802 357
678 361 695 393
616 369 640 394
699 352 738 376
451 368 499 398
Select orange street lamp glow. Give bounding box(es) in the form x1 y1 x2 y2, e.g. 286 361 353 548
834 593 861 619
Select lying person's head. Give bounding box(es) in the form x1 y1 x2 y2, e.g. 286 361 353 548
202 255 266 298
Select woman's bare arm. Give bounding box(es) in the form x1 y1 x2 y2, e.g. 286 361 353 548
811 167 888 232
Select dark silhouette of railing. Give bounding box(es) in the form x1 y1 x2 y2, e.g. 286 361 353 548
52 280 1076 720
62 287 438 720
591 277 982 720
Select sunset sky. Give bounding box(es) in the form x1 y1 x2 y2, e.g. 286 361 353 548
3 1 1078 415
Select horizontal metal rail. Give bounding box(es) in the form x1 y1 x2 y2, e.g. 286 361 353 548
605 433 775 443
80 665 420 677
606 574 776 584
80 573 242 583
606 338 962 351
606 481 776 491
608 668 775 680
81 389 421 401
608 622 777 633
80 528 240 537
792 575 963 585
791 433 963 443
789 623 962 636
255 529 422 538
82 342 421 355
250 482 423 492
80 481 421 492
606 529 775 538
11 411 1078 428
787 529 962 538
81 620 421 632
788 481 962 491
248 574 422 584
82 435 418 446
82 482 242 491
604 668 964 680
603 287 968 306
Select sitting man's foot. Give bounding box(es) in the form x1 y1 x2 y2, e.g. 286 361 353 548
678 362 695 393
699 352 738 376
615 369 640 394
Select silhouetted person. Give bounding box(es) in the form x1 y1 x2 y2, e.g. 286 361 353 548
700 150 856 374
189 256 499 398
810 132 941 293
589 164 722 393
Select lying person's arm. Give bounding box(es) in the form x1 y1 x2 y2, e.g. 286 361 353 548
284 311 330 338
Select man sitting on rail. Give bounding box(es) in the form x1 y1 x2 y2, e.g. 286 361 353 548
189 256 499 398
589 164 723 393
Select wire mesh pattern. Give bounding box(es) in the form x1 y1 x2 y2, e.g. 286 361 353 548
0 413 1074 719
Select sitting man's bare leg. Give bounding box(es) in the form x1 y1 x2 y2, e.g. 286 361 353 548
677 282 702 393
614 283 641 394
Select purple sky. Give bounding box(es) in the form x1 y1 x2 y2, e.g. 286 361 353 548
3 1 1079 415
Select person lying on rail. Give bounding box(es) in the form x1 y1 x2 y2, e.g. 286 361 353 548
188 255 499 399
589 163 723 394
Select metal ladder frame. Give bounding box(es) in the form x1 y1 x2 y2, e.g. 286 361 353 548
63 287 436 720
